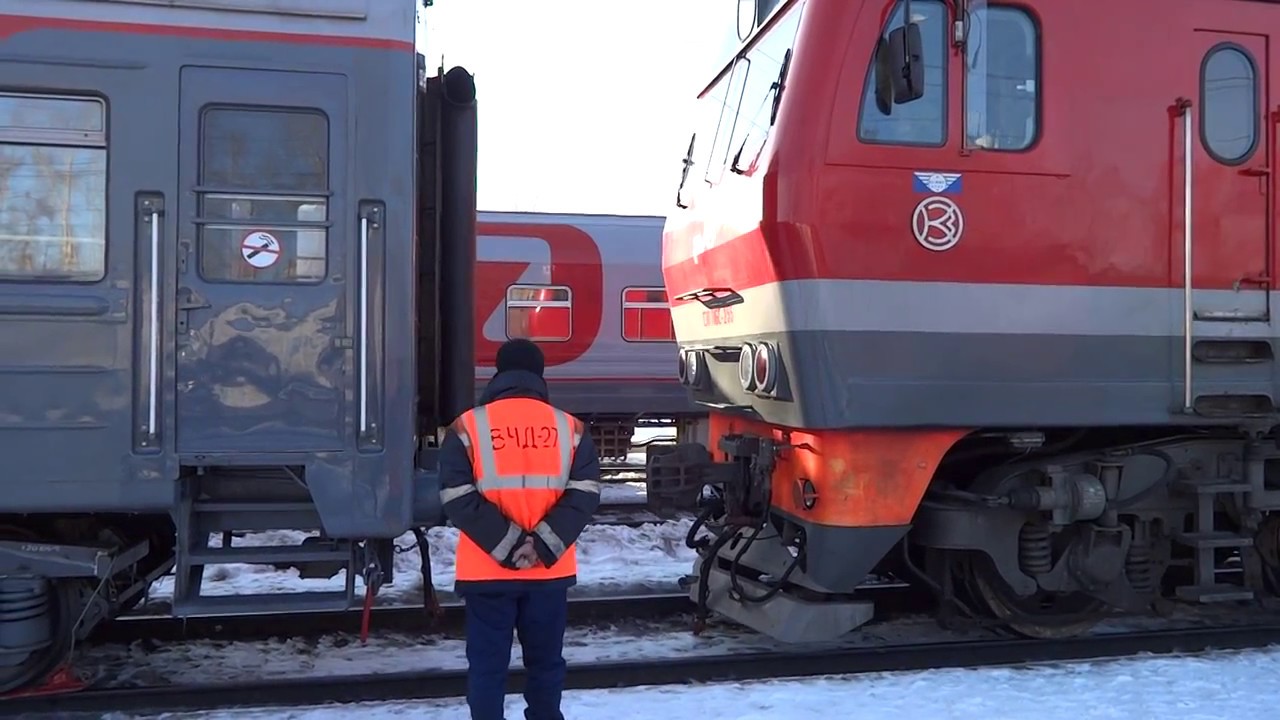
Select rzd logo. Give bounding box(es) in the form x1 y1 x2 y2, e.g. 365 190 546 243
475 222 603 368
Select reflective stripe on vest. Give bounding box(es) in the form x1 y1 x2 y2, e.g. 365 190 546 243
450 397 584 583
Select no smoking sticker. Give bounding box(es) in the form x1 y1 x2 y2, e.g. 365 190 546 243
240 231 281 269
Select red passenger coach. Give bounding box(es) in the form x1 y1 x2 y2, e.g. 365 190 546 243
474 212 696 459
649 0 1280 642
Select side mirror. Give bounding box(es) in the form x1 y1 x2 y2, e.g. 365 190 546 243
886 24 924 104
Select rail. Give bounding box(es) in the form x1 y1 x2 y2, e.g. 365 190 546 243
99 592 694 645
13 621 1280 717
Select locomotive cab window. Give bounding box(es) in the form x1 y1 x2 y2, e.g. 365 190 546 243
1201 45 1258 165
622 287 676 342
0 93 107 282
197 107 329 283
857 0 948 146
506 284 572 342
963 6 1040 151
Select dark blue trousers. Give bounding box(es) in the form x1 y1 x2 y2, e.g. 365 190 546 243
463 586 569 720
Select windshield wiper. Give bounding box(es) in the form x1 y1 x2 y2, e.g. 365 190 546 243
675 132 696 209
730 47 794 175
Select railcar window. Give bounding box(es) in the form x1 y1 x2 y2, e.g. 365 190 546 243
197 107 329 283
1201 45 1258 165
704 57 752 187
727 1 804 176
755 0 783 25
622 287 676 342
506 284 572 342
857 0 948 147
0 93 106 282
963 6 1039 151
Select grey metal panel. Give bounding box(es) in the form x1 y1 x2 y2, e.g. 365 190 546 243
4 0 415 43
684 328 1280 430
174 67 350 453
0 53 173 512
671 278 1280 339
475 211 687 416
0 18 418 537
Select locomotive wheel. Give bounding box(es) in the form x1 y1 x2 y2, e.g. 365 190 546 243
0 527 78 695
963 555 1107 639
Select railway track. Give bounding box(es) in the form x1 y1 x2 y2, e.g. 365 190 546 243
600 463 646 480
11 620 1280 717
592 501 689 526
94 592 695 645
99 581 922 645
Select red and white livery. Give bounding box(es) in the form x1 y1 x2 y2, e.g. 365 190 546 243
650 0 1280 644
476 212 695 457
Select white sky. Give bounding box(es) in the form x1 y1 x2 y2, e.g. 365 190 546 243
417 0 741 218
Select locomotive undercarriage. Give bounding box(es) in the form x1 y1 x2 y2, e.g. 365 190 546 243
648 428 1280 643
915 430 1280 637
648 437 894 642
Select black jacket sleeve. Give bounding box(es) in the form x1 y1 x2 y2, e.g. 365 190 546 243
530 430 603 566
438 430 528 567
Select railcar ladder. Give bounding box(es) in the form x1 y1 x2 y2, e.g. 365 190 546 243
172 494 358 615
1170 476 1255 603
1175 98 1276 418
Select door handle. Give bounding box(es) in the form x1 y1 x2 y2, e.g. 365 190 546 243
1234 273 1271 290
175 287 210 334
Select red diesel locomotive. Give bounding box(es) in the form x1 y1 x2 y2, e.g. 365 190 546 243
649 0 1280 641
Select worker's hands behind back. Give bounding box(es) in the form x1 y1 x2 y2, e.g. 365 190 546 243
511 535 540 569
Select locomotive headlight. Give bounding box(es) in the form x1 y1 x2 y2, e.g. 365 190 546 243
738 342 757 391
686 349 703 387
753 342 778 394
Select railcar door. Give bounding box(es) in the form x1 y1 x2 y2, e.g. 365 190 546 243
174 67 351 454
1185 32 1270 322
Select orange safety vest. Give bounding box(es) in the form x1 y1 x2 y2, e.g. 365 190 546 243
450 396 585 583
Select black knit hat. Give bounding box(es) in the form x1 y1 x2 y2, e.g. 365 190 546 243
495 338 545 377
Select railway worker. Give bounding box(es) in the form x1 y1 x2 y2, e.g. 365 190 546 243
439 337 602 720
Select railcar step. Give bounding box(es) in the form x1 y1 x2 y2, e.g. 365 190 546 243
189 501 323 533
187 545 351 566
1172 480 1253 495
1174 583 1255 603
1172 531 1254 550
191 501 319 512
172 591 352 617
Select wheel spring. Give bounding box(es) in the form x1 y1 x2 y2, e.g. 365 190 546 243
1126 540 1155 594
1018 523 1052 576
0 577 53 687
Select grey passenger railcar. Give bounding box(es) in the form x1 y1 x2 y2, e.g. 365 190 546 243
0 0 473 694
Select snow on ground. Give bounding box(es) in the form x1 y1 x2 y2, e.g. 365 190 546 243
86 606 991 690
133 427 685 610
112 643 1280 720
141 517 698 609
90 585 1279 692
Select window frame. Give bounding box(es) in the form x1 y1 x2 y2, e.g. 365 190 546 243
194 104 332 286
1199 42 1260 167
0 91 109 284
703 56 753 187
620 286 676 343
854 0 950 149
504 283 573 343
960 3 1043 153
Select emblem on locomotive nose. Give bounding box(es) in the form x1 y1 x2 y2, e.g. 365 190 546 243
911 195 964 252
